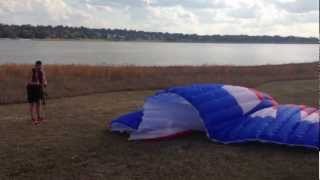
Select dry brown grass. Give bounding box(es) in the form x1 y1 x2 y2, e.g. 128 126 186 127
0 62 317 104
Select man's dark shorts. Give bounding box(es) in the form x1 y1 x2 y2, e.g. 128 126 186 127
27 84 42 103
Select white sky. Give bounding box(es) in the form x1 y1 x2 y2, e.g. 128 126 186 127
0 0 318 37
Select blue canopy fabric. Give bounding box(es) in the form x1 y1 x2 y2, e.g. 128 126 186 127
110 84 319 149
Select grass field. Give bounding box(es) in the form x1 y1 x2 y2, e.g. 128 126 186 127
0 78 318 180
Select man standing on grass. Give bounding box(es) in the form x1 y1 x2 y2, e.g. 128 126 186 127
26 60 47 125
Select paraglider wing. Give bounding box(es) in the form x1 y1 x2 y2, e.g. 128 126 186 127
110 84 319 149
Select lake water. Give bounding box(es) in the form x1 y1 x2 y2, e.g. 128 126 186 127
0 39 318 66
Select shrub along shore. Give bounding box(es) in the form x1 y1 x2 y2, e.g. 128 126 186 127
0 62 317 105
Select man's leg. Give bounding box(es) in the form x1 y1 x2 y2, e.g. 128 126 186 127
30 103 34 120
36 101 41 120
30 103 37 124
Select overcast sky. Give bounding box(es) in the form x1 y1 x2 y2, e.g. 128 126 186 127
0 0 318 37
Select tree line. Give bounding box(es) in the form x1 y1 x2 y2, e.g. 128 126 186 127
0 23 318 44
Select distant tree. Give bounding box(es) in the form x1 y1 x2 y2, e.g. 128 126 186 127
0 23 318 43
18 25 34 38
0 25 18 38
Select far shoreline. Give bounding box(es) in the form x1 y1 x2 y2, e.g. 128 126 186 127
0 38 319 45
